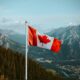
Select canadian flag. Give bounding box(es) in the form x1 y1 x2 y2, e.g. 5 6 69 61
28 26 61 53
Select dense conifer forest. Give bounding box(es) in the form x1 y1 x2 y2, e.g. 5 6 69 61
28 58 64 80
0 46 75 80
0 46 25 80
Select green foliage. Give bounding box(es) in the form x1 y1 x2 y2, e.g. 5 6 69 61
0 46 25 80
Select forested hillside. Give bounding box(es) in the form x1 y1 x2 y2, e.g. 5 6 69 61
0 46 25 80
28 58 64 80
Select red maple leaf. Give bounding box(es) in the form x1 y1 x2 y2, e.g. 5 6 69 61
38 35 51 44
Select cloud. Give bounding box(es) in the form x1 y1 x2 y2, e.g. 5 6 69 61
0 17 25 34
0 15 80 34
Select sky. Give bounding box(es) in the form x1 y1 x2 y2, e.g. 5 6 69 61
0 0 80 34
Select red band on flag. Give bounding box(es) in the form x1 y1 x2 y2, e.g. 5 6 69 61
51 38 61 53
28 26 37 46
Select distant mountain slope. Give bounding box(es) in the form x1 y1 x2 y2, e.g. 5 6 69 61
28 25 80 80
28 25 80 60
28 25 80 63
0 46 25 80
48 25 80 60
9 34 25 45
0 29 25 45
0 29 25 53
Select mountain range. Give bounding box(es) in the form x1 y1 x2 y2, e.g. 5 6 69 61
0 25 80 79
0 29 25 54
28 25 80 80
28 25 80 61
48 25 80 60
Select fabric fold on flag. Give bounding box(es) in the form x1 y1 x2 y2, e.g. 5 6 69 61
28 26 61 53
28 26 37 46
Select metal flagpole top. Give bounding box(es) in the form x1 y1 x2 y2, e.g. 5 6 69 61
25 21 28 24
25 21 31 28
25 21 28 26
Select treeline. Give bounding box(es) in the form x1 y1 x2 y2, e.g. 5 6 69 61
27 58 64 80
0 46 25 80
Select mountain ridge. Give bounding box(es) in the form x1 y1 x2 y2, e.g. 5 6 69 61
0 29 25 54
46 25 80 60
28 25 80 79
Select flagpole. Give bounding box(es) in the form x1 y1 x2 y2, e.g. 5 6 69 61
25 21 28 80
